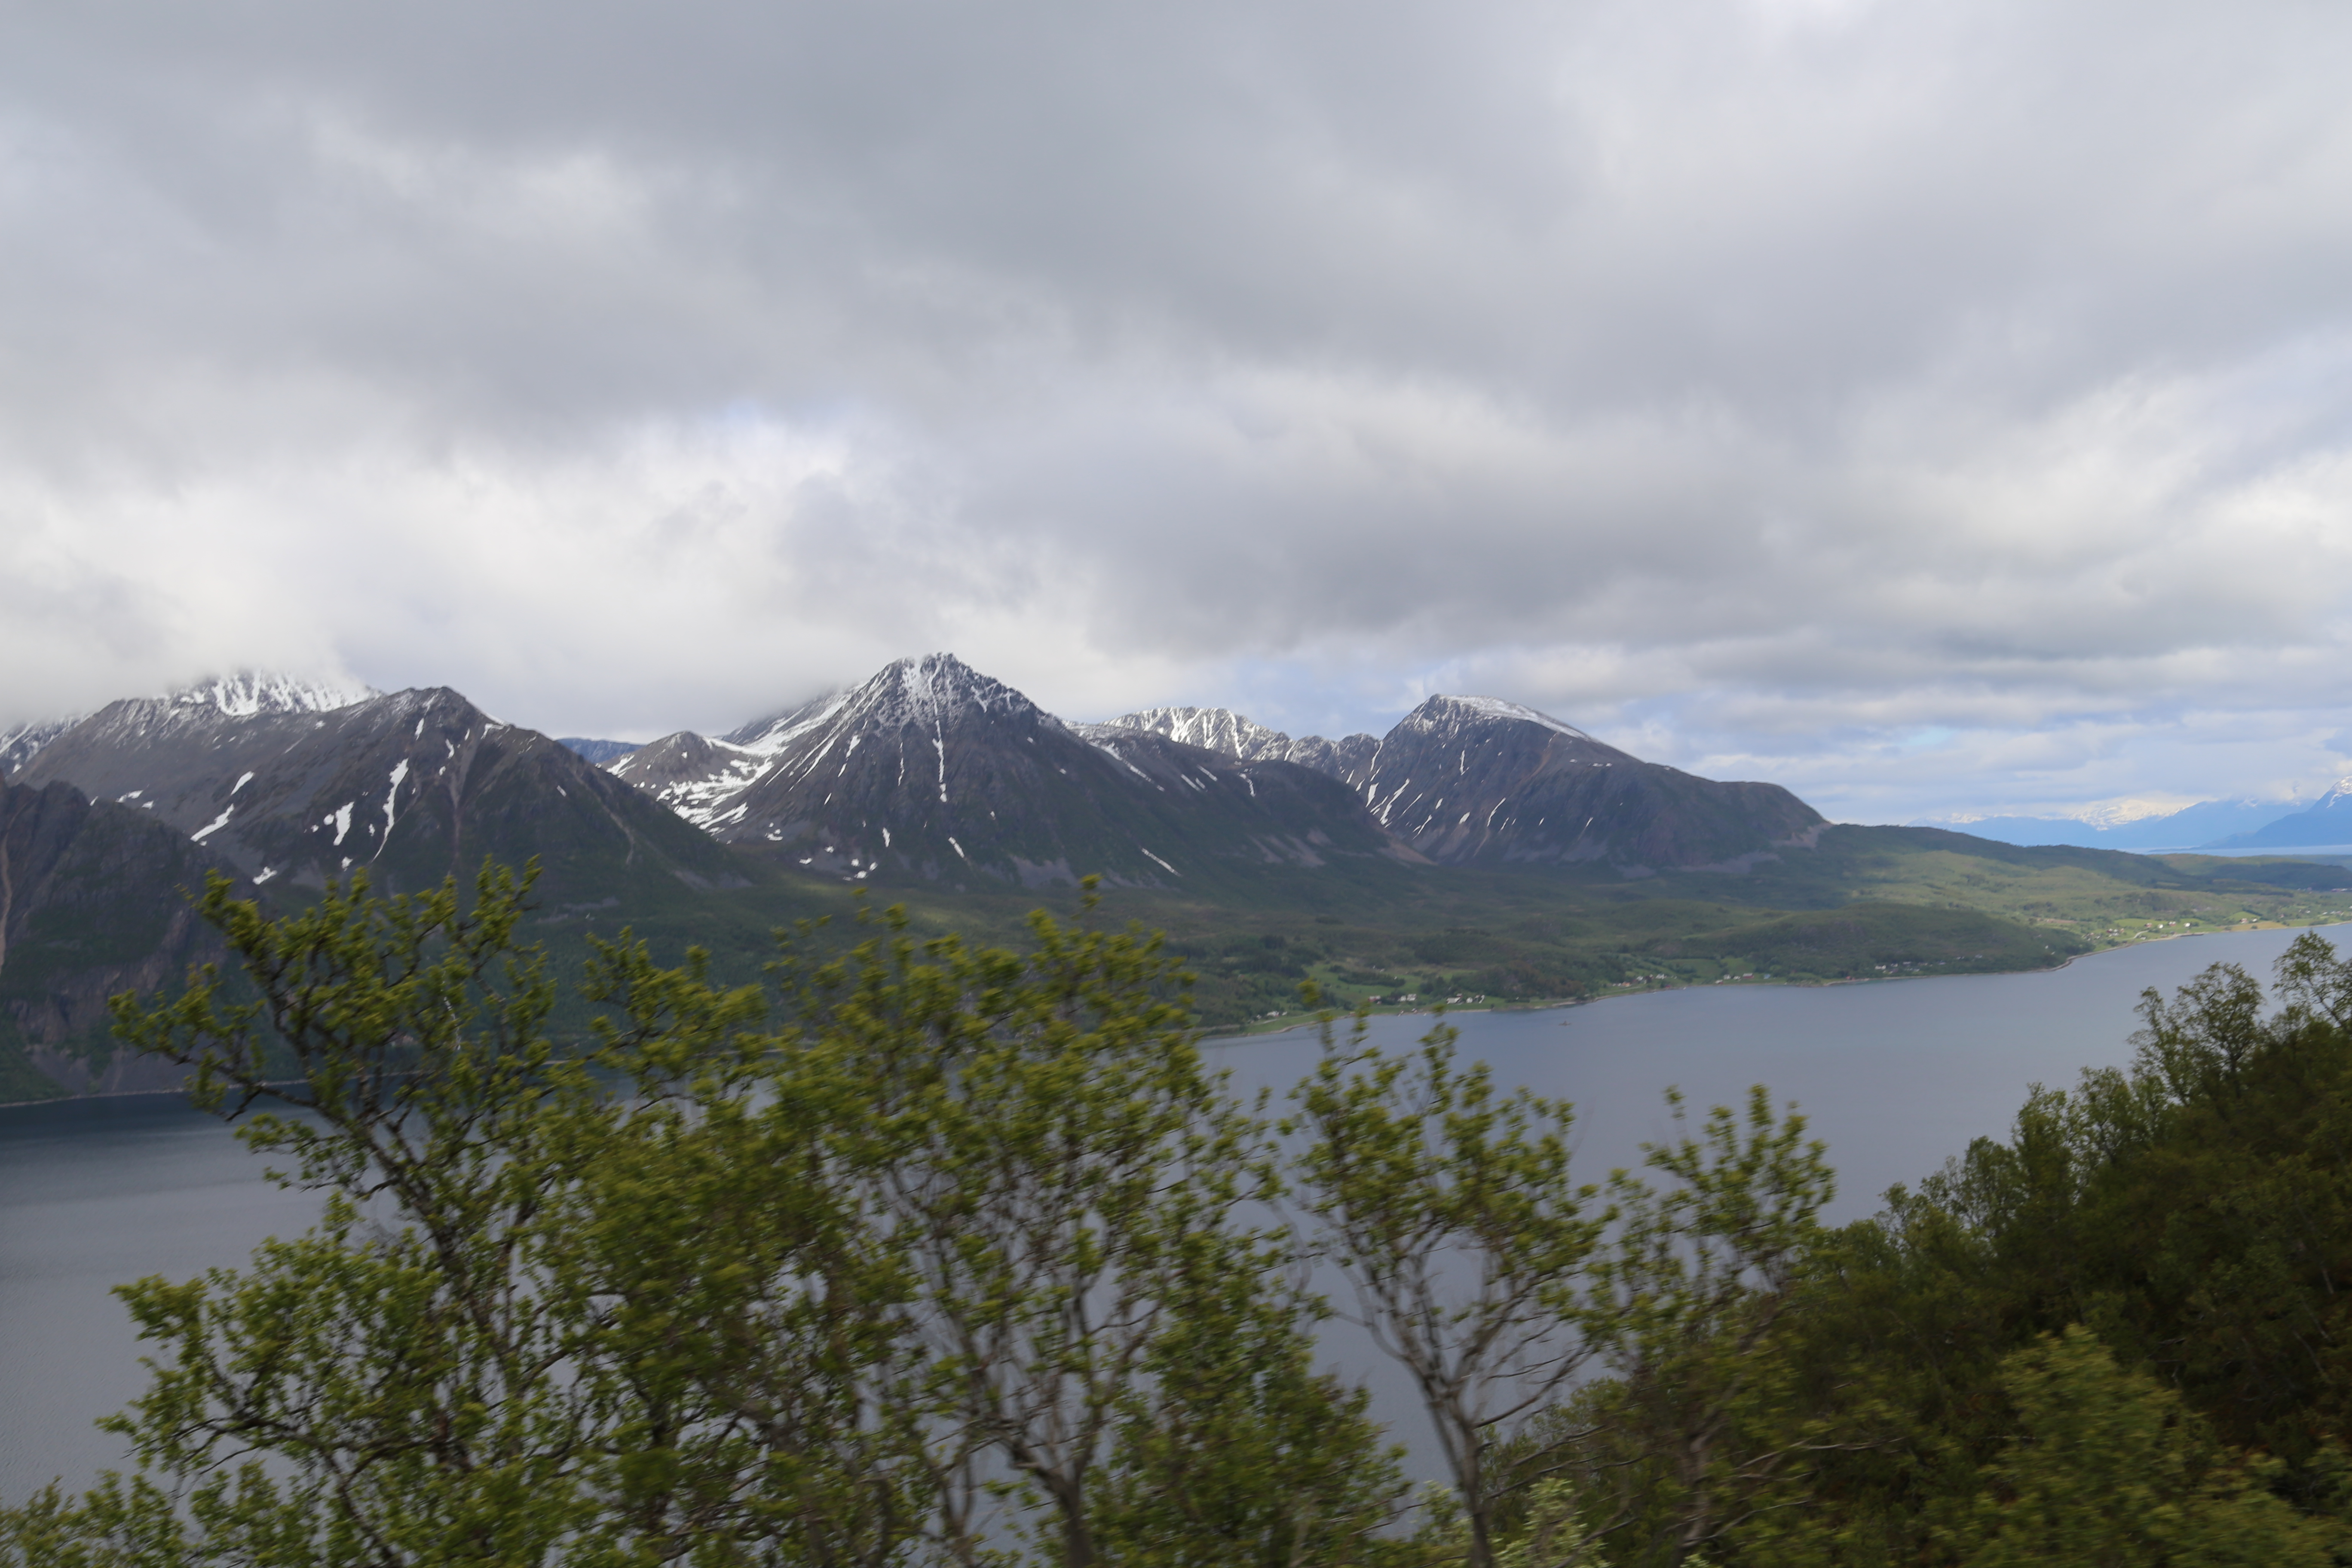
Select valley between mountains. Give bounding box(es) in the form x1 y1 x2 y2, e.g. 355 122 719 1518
3 658 2347 1098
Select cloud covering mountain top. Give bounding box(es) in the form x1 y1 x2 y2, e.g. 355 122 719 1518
8 0 2352 821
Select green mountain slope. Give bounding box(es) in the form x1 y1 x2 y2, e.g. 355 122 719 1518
0 778 250 1100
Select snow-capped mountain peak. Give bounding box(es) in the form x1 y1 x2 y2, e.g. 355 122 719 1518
1408 694 1594 741
171 671 379 717
4 671 371 778
848 652 1040 729
722 654 1033 757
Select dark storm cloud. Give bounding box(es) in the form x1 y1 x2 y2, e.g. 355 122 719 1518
5 0 2352 820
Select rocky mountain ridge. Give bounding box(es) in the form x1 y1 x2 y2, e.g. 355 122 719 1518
1088 707 1380 782
1094 694 1822 871
6 659 1832 902
609 659 1824 881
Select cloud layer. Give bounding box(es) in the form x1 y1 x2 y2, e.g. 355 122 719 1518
7 0 2352 821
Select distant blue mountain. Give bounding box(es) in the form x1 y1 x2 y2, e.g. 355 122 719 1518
1944 797 2306 851
2205 781 2352 849
559 737 641 765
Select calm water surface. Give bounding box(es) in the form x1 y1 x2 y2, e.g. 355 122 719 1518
1211 927 2352 1216
5 924 2343 1501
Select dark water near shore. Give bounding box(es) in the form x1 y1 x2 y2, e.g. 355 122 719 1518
5 925 2343 1501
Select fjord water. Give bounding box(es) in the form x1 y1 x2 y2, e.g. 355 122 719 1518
1212 927 2352 1218
0 1094 320 1501
3 924 2343 1503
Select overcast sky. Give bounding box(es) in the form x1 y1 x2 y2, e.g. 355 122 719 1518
6 0 2352 823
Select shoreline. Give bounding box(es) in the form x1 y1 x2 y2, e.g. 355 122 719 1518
1200 917 2352 1045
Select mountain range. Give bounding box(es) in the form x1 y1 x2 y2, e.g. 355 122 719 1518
0 654 1828 1087
0 674 781 1100
606 654 1403 891
1940 793 2352 853
2208 781 2352 850
602 654 1823 885
1100 696 1822 870
9 653 2349 1101
10 674 748 904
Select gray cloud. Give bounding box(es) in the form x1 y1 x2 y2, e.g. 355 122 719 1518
6 0 2352 820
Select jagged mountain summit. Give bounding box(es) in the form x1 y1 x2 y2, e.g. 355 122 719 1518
17 683 743 900
1094 697 1822 871
1088 707 1380 782
608 654 1403 888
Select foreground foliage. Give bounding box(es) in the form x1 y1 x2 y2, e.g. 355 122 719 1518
17 864 2352 1564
